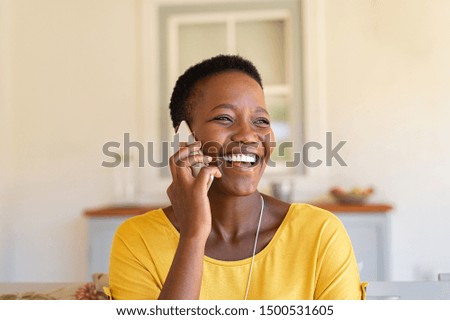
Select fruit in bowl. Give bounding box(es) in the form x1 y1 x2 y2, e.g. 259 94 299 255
330 187 374 205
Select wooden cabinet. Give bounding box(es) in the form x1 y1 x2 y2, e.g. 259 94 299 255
85 203 392 281
84 206 159 278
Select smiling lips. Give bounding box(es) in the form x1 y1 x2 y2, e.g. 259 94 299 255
221 153 259 168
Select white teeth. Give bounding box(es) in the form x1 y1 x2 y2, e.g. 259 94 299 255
223 154 256 163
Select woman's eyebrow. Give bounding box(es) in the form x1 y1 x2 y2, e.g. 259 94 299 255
210 104 269 115
255 106 270 115
210 103 236 112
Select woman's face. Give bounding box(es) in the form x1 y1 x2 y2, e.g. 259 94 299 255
188 71 275 196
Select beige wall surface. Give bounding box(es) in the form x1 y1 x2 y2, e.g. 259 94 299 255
325 0 450 280
1 0 449 282
1 0 140 281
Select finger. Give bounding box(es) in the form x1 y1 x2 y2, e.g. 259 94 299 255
169 153 194 182
175 154 212 169
170 155 213 186
172 142 202 163
169 142 201 178
166 183 174 202
177 156 213 184
193 166 222 194
169 153 179 181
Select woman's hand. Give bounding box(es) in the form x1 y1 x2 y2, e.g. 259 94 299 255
167 141 222 241
159 142 221 299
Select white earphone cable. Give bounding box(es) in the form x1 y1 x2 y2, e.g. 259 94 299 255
244 195 264 300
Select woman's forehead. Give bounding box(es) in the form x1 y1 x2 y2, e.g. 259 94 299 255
196 70 261 88
190 71 264 103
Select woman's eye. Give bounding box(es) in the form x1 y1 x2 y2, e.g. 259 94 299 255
254 118 271 126
214 115 233 122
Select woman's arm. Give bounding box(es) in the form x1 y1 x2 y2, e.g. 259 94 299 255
158 142 221 299
158 235 206 299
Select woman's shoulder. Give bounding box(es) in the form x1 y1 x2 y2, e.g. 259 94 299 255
285 203 343 230
262 195 342 234
115 208 170 235
289 203 337 217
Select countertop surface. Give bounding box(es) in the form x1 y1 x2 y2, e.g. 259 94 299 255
84 202 393 217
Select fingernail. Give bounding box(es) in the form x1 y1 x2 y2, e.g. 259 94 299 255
208 159 222 167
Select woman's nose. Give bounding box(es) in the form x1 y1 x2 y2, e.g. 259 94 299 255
230 121 258 143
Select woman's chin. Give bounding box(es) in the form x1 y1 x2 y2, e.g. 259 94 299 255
209 177 260 197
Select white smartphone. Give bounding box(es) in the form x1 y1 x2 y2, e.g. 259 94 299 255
176 120 214 189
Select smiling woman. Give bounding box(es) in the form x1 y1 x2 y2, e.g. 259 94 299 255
108 55 365 300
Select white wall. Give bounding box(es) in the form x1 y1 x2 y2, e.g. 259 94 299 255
0 0 140 281
324 0 450 280
0 0 16 281
1 0 449 282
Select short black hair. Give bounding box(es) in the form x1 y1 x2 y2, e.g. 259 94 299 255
168 54 263 129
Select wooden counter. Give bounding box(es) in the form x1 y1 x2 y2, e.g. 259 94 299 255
84 205 163 217
312 203 393 213
84 202 393 217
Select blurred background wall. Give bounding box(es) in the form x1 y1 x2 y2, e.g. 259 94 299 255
0 0 449 282
0 0 140 281
325 0 450 280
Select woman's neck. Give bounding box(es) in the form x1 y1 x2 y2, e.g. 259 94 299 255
207 191 263 241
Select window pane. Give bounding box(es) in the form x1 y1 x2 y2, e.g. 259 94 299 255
266 95 290 141
265 95 293 164
236 20 286 85
178 23 227 73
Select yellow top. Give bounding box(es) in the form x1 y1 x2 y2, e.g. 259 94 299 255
109 203 365 300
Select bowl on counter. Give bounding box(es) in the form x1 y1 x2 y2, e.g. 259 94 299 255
330 187 374 205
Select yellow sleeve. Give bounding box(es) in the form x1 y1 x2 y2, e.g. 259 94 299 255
108 222 162 300
313 215 365 300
